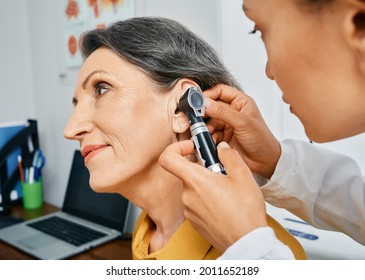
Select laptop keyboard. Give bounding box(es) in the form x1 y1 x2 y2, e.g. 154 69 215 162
27 216 107 246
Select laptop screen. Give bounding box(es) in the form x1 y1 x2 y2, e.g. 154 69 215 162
62 150 130 232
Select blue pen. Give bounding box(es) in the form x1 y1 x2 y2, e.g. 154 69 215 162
32 149 40 167
34 152 45 181
25 168 29 183
34 166 39 182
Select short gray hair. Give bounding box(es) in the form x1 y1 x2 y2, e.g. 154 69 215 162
80 17 240 91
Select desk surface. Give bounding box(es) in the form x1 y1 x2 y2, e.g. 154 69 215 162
0 203 132 260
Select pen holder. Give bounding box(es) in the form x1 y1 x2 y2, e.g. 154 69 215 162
21 179 43 210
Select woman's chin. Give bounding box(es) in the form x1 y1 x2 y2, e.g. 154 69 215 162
89 180 120 193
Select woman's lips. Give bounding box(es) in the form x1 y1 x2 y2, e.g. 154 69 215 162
81 145 108 164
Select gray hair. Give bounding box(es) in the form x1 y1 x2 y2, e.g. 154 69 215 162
80 16 240 91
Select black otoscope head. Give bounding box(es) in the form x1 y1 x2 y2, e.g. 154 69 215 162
177 87 205 125
177 87 226 174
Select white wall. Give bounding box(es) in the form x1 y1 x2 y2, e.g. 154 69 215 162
26 0 78 209
0 0 35 122
140 0 221 51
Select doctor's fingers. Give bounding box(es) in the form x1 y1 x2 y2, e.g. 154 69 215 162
205 117 221 138
205 97 250 131
206 118 234 144
216 142 252 179
204 84 251 107
180 146 264 252
160 140 252 190
159 140 211 186
180 142 253 195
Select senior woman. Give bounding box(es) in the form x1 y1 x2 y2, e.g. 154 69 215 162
63 17 306 260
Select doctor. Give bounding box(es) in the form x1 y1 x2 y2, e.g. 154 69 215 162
159 0 365 259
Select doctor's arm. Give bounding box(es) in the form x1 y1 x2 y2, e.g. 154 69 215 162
262 139 365 245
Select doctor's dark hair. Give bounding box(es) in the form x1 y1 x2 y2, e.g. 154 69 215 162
79 17 240 91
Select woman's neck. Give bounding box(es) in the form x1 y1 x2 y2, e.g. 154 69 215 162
119 165 186 253
146 174 185 253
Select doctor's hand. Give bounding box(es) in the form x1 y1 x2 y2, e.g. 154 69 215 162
204 84 281 179
159 140 267 253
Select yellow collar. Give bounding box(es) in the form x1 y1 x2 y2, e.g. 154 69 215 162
132 212 215 260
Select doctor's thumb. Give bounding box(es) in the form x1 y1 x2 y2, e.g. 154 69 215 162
217 142 250 176
159 140 196 178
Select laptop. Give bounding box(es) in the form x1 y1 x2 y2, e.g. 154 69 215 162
0 150 131 259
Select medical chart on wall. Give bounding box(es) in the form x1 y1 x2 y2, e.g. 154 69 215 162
60 0 135 69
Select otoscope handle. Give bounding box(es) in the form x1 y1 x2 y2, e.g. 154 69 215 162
178 87 225 174
190 121 226 174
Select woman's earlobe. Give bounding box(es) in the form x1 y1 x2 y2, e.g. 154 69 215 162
173 111 190 133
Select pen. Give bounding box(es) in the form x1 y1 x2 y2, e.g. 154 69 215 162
17 155 25 183
29 167 34 184
32 149 40 167
34 152 45 181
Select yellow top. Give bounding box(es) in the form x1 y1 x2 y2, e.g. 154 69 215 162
132 211 307 260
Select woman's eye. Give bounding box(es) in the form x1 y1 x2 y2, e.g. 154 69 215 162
94 82 109 96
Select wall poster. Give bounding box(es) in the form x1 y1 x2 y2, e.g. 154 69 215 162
61 0 135 69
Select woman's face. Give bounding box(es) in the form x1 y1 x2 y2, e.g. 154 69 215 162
243 0 365 142
64 47 179 192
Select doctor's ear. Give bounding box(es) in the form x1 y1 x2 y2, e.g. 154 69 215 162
351 8 365 73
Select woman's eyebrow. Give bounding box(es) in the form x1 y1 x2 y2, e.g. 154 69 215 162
82 70 108 89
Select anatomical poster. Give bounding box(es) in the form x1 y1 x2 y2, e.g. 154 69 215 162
61 0 135 69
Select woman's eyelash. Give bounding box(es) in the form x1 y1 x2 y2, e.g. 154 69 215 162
248 29 258 34
94 82 110 95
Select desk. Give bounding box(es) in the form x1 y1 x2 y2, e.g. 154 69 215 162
0 203 132 260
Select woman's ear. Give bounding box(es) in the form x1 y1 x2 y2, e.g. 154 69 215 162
172 79 200 133
172 111 190 133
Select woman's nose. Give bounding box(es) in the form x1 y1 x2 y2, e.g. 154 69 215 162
63 105 93 141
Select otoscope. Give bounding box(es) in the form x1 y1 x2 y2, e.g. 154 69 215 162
177 87 226 174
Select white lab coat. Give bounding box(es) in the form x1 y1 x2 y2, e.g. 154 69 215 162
220 139 365 259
